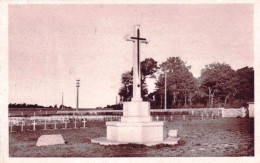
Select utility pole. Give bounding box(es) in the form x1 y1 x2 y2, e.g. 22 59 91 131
116 96 118 110
62 92 64 110
208 87 211 108
164 70 167 110
76 80 80 111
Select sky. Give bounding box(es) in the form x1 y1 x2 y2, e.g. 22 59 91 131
9 4 253 108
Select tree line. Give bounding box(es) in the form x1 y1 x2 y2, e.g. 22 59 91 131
118 57 254 109
8 103 72 109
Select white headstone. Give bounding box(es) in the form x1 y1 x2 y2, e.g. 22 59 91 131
44 120 47 130
32 120 37 131
21 121 25 131
168 130 178 137
74 120 77 128
9 122 13 132
36 134 65 146
156 115 159 121
82 119 86 128
248 102 254 118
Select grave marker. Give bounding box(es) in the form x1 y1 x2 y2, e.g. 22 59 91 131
21 121 25 132
9 122 13 132
206 113 209 120
74 120 77 129
82 119 86 128
32 120 37 131
212 113 214 119
201 114 204 120
183 115 186 121
36 134 65 146
64 120 68 129
163 115 166 121
44 120 47 130
170 115 173 121
156 115 159 121
54 121 57 130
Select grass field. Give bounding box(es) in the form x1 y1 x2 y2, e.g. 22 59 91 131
9 118 254 157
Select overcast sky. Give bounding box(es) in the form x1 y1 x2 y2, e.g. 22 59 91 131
9 4 253 108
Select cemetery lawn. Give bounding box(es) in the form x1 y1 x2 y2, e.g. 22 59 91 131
9 118 254 157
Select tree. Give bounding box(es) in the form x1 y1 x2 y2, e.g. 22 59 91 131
155 57 198 108
199 63 237 107
118 58 159 101
234 67 254 106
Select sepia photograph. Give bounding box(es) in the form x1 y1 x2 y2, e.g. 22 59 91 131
1 1 259 162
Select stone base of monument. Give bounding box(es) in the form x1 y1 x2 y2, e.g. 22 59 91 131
91 101 181 146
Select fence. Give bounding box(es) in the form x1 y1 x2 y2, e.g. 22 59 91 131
220 107 246 118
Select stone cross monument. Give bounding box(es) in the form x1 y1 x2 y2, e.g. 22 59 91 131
91 25 180 146
126 24 148 102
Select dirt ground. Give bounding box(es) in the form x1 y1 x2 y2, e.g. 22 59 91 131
9 118 254 157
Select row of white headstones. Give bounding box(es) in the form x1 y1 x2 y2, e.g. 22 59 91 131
9 115 122 132
9 112 219 132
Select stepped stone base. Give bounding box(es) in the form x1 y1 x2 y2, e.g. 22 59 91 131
106 121 167 143
91 101 181 146
91 136 181 146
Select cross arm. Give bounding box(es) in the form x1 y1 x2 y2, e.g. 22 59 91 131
126 35 135 42
140 40 148 44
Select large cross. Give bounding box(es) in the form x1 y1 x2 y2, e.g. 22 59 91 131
127 25 148 101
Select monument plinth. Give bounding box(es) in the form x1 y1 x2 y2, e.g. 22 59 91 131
91 25 180 146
